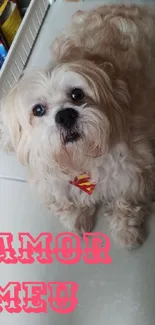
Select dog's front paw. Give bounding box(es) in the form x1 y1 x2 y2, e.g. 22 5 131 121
108 200 149 249
75 212 95 236
59 205 96 235
118 226 145 249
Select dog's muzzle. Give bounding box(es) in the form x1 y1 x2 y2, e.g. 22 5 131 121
55 108 78 129
55 108 80 143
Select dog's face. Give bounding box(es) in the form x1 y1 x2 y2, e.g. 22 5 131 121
0 60 129 179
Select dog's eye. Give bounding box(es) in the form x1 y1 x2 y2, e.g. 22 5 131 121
32 104 46 117
71 88 84 101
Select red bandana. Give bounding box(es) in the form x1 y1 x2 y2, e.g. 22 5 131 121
70 173 96 195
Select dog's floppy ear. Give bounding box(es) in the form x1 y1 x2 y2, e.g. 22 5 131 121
84 52 116 78
0 83 22 153
51 37 82 63
102 62 115 77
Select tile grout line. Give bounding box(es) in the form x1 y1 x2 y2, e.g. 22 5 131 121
0 176 27 183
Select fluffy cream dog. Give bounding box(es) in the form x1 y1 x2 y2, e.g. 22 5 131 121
1 4 155 249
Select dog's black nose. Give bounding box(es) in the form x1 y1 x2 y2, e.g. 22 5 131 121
55 108 78 129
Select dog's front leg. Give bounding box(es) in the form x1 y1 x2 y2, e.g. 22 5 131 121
106 148 155 249
48 198 96 235
107 198 150 249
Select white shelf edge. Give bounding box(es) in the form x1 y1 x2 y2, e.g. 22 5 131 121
0 0 51 98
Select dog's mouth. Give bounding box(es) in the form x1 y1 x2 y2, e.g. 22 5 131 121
60 125 80 144
64 131 80 144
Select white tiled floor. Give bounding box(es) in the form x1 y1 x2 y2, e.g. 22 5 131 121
1 1 155 325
